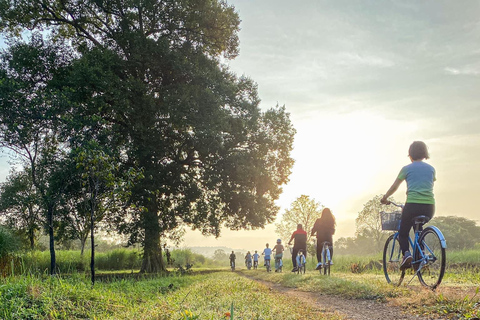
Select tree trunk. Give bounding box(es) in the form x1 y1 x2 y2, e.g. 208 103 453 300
90 207 95 285
28 227 35 250
80 234 87 256
140 202 165 273
47 205 56 275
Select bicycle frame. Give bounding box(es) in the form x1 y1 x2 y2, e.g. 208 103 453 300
388 227 446 268
386 227 447 289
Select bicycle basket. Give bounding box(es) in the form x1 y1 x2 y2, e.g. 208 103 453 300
380 211 402 231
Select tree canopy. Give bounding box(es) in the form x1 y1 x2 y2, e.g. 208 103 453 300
0 0 296 272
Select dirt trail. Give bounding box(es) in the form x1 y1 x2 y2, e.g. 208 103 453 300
243 275 443 320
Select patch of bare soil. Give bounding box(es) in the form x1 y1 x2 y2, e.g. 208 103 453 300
243 275 445 320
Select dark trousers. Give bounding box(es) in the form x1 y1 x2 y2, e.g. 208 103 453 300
291 247 306 268
399 203 435 255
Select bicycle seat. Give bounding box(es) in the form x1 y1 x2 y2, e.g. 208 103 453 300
412 215 430 225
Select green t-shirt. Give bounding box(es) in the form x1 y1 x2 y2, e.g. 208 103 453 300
397 161 436 204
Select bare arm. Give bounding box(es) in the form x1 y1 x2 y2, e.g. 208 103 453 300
381 178 403 204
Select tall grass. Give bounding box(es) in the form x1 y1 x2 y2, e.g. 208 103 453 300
14 248 220 274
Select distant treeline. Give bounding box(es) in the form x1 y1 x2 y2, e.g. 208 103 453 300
336 215 480 255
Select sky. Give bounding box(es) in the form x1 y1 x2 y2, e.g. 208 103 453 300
1 0 480 252
182 0 480 250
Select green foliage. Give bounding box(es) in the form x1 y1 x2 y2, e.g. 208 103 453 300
0 226 20 258
171 249 206 267
94 249 141 271
429 216 480 250
0 226 21 276
0 170 42 250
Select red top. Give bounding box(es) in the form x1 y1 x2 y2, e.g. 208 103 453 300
289 229 307 248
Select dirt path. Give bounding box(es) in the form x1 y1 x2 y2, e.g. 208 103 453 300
242 275 443 320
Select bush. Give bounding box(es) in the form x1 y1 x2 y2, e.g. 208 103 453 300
0 226 21 276
95 248 141 270
0 226 20 258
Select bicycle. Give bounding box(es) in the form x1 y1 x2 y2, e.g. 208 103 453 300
296 250 306 274
274 255 283 272
382 202 447 290
253 260 258 269
265 259 271 272
319 241 332 276
230 260 235 272
246 260 252 270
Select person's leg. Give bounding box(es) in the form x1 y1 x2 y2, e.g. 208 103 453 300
316 240 322 263
399 204 415 255
292 247 298 268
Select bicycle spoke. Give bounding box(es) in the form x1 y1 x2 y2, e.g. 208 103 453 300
416 228 445 289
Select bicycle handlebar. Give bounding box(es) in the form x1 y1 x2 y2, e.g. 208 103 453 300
384 201 404 208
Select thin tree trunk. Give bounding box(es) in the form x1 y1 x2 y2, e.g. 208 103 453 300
90 207 95 285
47 205 56 275
80 236 86 256
28 227 35 250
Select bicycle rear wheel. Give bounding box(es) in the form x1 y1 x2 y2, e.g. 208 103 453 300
323 247 331 276
416 228 446 290
383 234 405 286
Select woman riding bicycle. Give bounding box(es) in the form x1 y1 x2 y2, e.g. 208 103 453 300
311 208 336 270
381 141 436 270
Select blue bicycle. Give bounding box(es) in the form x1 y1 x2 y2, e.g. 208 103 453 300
382 202 447 290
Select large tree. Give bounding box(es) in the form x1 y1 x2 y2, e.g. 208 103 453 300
0 0 296 272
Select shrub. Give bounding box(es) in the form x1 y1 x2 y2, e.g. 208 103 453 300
0 226 20 258
0 226 21 276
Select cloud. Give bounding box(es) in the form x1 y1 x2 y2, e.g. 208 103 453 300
337 52 395 68
444 66 480 76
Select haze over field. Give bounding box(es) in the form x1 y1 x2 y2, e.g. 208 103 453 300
2 0 480 251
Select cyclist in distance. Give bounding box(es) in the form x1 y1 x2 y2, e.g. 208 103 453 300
229 251 236 269
253 250 260 268
288 224 307 272
272 239 285 272
262 243 272 268
311 208 336 270
245 251 252 269
381 141 436 270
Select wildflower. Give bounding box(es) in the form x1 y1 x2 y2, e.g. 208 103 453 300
224 312 231 317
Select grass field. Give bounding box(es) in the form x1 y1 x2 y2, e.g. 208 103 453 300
0 271 345 320
1 249 480 319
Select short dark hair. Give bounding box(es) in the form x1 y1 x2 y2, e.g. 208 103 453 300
409 141 430 160
297 224 303 229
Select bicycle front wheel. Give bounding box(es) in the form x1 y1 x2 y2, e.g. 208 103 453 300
416 228 446 290
383 234 405 286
